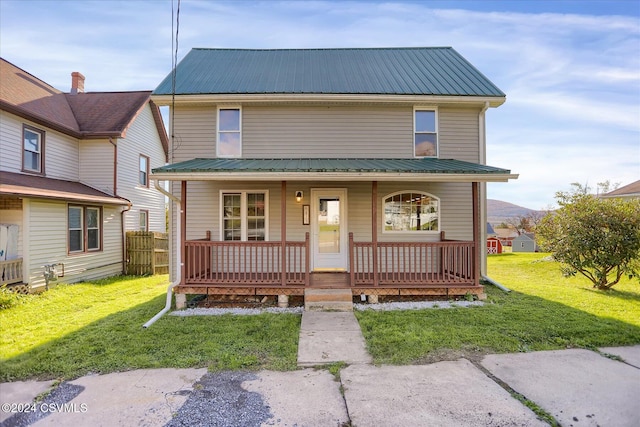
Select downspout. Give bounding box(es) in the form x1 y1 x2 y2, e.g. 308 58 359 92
120 202 132 274
479 102 490 277
481 275 511 293
143 180 181 328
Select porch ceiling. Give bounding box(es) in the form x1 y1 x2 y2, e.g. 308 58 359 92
151 158 518 182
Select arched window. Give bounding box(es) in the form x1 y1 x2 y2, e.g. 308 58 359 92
383 191 439 232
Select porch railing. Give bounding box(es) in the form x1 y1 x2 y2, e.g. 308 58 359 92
182 233 476 288
349 234 476 287
0 258 23 286
184 233 310 286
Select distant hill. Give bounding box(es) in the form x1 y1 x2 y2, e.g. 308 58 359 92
487 199 547 226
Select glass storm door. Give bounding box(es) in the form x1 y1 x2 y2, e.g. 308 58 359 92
311 189 347 270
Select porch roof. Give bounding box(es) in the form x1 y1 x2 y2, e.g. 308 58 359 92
151 158 518 182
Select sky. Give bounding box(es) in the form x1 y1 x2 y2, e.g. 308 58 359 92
1 0 638 209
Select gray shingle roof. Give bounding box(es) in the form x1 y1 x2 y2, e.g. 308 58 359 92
153 47 505 97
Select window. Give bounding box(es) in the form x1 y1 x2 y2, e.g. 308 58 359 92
221 191 267 241
68 206 101 253
139 155 149 187
139 210 148 232
414 108 437 157
23 125 44 173
383 191 439 232
217 107 241 157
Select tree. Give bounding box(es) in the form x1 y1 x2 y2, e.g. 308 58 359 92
537 186 640 290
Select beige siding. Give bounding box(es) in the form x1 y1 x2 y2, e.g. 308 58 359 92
171 106 216 162
79 139 115 194
243 106 413 158
116 104 167 233
24 199 122 289
0 111 79 180
0 111 22 172
439 107 480 162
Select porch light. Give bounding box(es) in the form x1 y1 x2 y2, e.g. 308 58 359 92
295 191 303 203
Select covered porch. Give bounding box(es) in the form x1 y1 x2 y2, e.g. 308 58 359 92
153 158 517 303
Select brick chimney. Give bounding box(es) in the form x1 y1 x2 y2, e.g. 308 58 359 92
71 71 85 94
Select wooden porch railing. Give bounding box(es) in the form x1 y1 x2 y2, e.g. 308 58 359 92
182 233 476 288
184 233 310 286
0 258 23 286
349 233 476 287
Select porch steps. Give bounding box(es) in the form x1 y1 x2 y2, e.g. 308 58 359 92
310 272 350 288
304 288 353 311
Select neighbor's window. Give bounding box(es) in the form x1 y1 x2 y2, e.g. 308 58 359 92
139 155 149 187
217 108 241 157
68 205 102 253
414 109 437 157
23 125 45 173
383 191 439 232
139 210 149 232
221 191 267 241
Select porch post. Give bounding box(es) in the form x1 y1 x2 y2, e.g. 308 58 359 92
472 181 480 286
372 181 379 287
180 180 187 286
281 181 287 287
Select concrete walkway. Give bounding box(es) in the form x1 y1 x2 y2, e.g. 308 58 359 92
296 311 372 366
2 346 639 426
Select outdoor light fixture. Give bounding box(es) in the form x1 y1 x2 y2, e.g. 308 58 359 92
295 191 303 203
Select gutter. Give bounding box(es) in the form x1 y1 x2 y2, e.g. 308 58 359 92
481 275 511 293
143 180 181 328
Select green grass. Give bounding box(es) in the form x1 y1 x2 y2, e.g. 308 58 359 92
356 253 640 364
0 275 300 381
3 254 639 380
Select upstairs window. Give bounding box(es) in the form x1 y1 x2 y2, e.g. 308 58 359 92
383 191 439 232
23 125 44 173
221 191 267 241
414 109 438 157
139 155 149 187
217 107 241 157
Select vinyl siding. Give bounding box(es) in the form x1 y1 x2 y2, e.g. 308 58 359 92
0 111 80 180
116 104 167 232
24 199 122 289
168 104 480 162
439 107 480 162
79 139 115 194
243 106 413 158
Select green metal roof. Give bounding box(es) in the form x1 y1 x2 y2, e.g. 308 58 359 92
153 158 511 175
153 48 505 97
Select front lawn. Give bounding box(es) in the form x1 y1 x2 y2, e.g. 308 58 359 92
0 275 300 381
356 253 640 364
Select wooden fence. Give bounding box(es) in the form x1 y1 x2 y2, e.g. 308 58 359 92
126 231 169 275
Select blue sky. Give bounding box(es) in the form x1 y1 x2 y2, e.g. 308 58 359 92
1 0 638 209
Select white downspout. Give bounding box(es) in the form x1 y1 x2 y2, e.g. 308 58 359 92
479 101 490 278
143 180 181 328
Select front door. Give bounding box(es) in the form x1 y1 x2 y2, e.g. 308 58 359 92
311 189 348 270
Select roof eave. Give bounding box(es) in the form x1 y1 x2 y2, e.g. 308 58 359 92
0 184 130 205
150 171 518 182
151 93 506 108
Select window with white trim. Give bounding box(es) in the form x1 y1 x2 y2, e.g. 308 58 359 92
23 125 44 173
139 210 149 231
139 155 149 187
414 108 438 157
68 206 102 253
221 191 267 241
383 191 439 232
217 107 241 157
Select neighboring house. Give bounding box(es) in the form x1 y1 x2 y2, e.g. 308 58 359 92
601 180 640 200
512 233 539 253
0 58 169 291
494 226 518 247
150 47 517 307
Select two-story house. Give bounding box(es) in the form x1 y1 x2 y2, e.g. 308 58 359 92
150 47 517 309
0 58 169 291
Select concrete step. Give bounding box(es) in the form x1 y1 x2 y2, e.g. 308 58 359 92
304 288 353 311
